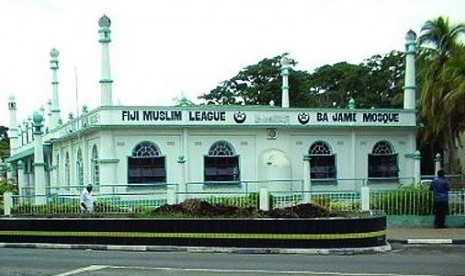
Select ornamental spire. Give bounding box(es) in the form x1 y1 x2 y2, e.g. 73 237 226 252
403 30 417 110
99 14 113 106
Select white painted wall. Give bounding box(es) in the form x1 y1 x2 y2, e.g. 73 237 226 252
48 124 417 193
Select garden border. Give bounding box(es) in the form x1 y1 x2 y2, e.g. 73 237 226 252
0 216 386 249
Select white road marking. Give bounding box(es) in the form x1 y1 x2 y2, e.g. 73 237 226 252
53 265 108 276
407 239 452 244
80 264 437 276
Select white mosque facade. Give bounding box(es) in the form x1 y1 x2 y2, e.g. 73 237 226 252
5 16 420 204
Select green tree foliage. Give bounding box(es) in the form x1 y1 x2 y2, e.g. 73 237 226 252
418 16 465 173
361 51 405 108
198 54 316 107
199 52 405 109
308 62 366 108
308 51 404 108
0 125 9 162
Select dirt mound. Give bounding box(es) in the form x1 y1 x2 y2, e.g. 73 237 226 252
152 199 331 218
266 204 331 218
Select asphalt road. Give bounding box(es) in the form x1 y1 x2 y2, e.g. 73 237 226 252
1 244 464 276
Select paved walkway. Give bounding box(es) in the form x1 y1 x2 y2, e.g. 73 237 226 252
387 224 465 243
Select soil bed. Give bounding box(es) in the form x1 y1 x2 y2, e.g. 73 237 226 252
152 199 354 218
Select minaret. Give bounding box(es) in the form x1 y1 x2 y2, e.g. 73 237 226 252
403 30 417 110
98 14 113 106
280 56 291 108
8 96 19 153
32 112 46 205
49 48 61 129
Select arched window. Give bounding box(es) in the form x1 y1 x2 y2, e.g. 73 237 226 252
204 141 240 182
308 141 337 180
76 149 84 187
65 152 70 188
90 145 100 188
368 141 398 179
128 141 166 184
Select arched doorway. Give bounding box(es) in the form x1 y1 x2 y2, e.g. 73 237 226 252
259 149 292 192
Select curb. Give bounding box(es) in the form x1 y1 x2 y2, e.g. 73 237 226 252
0 242 392 255
388 239 465 245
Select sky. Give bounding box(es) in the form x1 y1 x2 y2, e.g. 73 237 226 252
0 0 464 127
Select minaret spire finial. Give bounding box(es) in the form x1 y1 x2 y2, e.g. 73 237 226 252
99 14 113 106
8 95 19 153
280 55 292 108
403 30 417 110
49 48 61 130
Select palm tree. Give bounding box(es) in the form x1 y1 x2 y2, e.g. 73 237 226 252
418 17 465 173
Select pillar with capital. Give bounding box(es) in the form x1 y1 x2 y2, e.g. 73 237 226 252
177 155 187 203
16 160 26 202
32 112 47 205
413 150 421 184
403 30 417 110
49 48 61 130
98 133 118 194
98 14 113 106
434 153 442 174
302 153 312 203
280 56 292 108
8 96 19 154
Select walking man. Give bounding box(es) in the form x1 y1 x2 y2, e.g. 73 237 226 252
80 184 94 213
430 170 450 228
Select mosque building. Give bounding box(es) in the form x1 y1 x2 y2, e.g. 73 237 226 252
5 15 420 204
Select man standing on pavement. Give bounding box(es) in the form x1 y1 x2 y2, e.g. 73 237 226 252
430 169 450 228
80 184 94 213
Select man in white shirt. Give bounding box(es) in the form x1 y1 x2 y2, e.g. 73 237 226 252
80 184 94 213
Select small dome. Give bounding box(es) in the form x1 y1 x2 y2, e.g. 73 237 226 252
32 112 43 124
280 56 290 66
405 30 417 41
98 14 111 28
50 48 59 58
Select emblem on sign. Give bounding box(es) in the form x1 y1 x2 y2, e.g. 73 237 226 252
233 111 247 124
297 112 310 125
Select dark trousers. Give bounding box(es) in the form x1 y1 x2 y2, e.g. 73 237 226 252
433 201 448 228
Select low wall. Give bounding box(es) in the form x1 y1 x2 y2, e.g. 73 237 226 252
0 216 386 248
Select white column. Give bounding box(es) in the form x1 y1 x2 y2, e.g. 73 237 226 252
434 153 442 174
49 48 61 130
3 192 13 216
302 154 311 203
361 186 370 211
32 112 47 205
98 133 117 194
17 161 25 196
413 150 421 184
259 187 270 211
403 30 417 110
167 185 176 205
351 129 357 190
177 155 186 203
8 96 19 154
98 15 113 106
280 56 291 108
